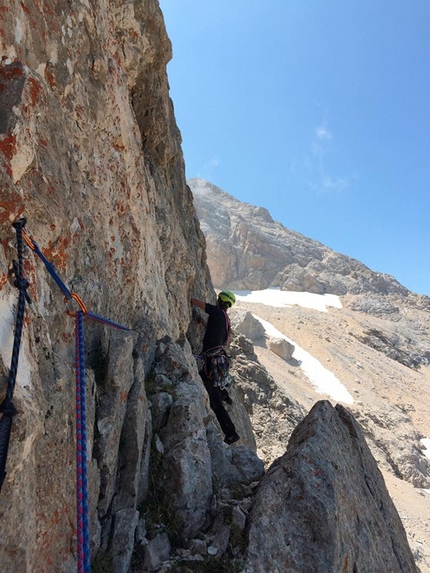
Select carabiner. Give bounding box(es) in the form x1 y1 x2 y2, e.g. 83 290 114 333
65 292 88 317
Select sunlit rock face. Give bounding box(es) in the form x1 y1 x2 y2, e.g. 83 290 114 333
245 401 419 573
0 2 212 571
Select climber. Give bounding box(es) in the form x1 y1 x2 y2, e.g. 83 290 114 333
191 291 240 445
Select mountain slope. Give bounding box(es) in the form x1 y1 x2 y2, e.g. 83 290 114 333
190 177 430 571
190 177 415 297
190 177 430 371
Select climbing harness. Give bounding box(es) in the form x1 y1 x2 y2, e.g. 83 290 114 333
1 219 129 573
0 219 31 492
203 346 233 390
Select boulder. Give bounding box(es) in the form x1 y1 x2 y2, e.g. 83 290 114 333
110 508 140 573
267 336 295 360
144 532 171 571
230 310 266 344
245 401 418 573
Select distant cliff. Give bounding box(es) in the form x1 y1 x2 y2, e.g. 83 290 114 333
190 177 424 298
0 3 421 573
190 177 430 371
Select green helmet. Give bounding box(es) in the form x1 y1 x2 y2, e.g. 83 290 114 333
218 290 236 307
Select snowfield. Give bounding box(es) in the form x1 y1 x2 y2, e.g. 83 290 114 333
234 287 343 312
233 288 353 404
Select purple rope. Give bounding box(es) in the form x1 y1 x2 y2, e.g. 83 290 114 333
75 311 90 573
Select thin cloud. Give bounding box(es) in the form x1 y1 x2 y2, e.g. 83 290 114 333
304 119 352 195
318 174 350 194
194 155 221 180
204 156 221 170
315 122 332 141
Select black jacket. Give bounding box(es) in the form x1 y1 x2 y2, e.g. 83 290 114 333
202 303 230 352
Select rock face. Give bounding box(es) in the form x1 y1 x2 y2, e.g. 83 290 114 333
245 401 419 573
0 2 215 571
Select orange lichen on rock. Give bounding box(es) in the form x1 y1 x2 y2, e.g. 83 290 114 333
23 259 37 301
0 272 8 291
61 332 74 343
27 77 41 106
0 194 24 224
42 235 70 272
0 133 17 176
0 63 24 80
44 65 57 90
19 3 30 13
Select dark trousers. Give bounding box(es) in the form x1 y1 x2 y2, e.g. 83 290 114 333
202 375 236 437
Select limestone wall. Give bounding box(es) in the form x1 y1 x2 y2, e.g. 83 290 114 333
0 2 213 570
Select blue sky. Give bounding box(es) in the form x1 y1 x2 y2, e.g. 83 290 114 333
159 0 430 296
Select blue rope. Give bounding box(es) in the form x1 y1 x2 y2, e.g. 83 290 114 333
0 219 31 492
0 412 13 493
29 238 72 299
86 310 130 331
75 311 90 573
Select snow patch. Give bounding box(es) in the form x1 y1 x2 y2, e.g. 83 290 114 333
0 292 33 390
234 287 342 313
421 438 430 459
253 314 354 405
15 18 23 43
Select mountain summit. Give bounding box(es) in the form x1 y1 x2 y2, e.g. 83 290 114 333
190 177 416 297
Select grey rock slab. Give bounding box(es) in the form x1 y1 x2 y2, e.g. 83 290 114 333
245 400 419 573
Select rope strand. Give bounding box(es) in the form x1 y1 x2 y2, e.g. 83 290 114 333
75 311 90 573
0 219 31 492
86 310 130 331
